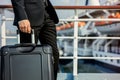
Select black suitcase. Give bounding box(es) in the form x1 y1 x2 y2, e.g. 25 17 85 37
1 44 54 80
0 50 1 79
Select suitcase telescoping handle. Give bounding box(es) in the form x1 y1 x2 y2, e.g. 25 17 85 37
16 29 36 53
17 29 35 44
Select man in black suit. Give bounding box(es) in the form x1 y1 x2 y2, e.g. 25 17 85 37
11 0 59 80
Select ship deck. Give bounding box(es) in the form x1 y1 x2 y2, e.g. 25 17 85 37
57 73 120 80
1 2 120 80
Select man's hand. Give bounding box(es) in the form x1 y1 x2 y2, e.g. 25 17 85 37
18 20 31 33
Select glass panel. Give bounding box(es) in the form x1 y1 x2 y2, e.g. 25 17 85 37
78 59 120 73
59 59 73 73
6 38 18 45
57 39 74 57
78 39 94 57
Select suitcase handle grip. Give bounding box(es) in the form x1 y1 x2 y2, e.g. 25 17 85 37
17 29 35 44
15 43 36 53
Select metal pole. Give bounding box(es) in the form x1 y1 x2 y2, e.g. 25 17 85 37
73 15 79 80
0 9 6 46
73 0 79 78
59 18 120 22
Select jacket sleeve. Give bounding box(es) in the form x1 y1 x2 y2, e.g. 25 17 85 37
11 0 28 21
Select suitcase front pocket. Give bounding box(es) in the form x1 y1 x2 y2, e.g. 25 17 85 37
10 54 42 80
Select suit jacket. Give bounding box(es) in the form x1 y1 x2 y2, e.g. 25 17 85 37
11 0 59 27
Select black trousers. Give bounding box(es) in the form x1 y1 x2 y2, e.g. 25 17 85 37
19 16 59 80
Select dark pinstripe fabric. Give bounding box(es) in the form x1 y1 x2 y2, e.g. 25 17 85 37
19 12 59 80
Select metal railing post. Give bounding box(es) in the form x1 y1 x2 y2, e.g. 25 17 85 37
73 15 79 80
0 9 6 46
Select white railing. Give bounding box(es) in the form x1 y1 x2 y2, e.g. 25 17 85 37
1 5 120 80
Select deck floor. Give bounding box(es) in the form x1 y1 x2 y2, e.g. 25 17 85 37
57 73 120 80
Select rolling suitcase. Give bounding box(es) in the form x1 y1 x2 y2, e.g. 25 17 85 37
0 30 54 80
0 51 1 80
